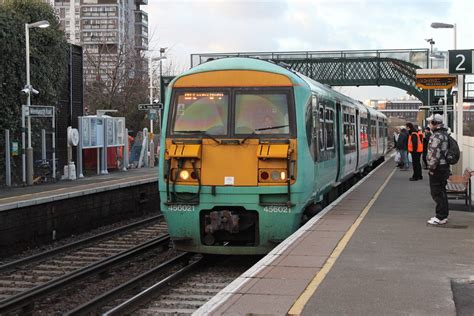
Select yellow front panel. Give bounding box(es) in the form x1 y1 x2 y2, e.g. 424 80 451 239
201 139 259 186
174 70 293 88
257 144 289 158
168 144 201 158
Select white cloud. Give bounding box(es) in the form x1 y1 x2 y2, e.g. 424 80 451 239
146 0 473 100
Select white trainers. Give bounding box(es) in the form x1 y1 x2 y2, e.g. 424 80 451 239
427 217 448 225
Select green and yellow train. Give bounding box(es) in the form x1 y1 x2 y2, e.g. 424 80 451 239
158 57 387 255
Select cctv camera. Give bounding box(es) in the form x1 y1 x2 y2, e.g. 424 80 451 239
153 99 159 104
31 88 39 95
21 88 30 95
451 86 458 95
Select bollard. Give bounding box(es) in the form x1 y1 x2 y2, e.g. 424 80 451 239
5 129 11 186
41 129 46 161
123 128 129 171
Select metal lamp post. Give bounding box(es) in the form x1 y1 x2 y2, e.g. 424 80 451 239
431 21 463 172
429 52 448 126
148 51 167 167
430 22 462 134
159 47 167 102
24 20 50 185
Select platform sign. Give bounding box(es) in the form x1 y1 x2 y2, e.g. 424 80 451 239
138 103 162 111
11 142 18 156
448 49 473 74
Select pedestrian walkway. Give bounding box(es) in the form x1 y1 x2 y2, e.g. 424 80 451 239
196 158 474 315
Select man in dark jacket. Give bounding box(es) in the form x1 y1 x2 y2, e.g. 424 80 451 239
426 114 450 225
396 126 409 170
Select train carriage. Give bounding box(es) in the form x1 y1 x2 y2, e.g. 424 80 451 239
158 57 387 255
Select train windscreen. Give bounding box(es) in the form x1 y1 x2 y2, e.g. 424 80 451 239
171 91 229 135
234 92 290 135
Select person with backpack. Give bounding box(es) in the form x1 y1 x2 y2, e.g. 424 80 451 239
426 114 454 225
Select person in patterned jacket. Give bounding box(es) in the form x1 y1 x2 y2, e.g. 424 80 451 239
426 114 450 225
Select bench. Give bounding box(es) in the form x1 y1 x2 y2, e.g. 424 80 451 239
446 168 473 211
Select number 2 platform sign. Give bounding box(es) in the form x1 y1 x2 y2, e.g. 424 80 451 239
449 50 473 74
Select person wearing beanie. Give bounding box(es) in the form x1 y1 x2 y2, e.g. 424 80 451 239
426 114 450 225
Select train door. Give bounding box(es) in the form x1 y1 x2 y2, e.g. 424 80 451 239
375 117 381 158
335 102 342 182
355 109 360 170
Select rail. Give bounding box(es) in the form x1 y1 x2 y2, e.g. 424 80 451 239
68 252 196 315
0 234 171 315
0 214 164 273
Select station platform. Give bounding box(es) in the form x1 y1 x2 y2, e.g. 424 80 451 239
196 158 474 315
0 167 158 212
0 167 159 255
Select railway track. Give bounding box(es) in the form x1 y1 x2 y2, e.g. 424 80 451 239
0 215 169 314
90 255 259 315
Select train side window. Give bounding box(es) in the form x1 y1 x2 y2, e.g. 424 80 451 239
305 94 319 161
325 108 335 150
318 104 325 153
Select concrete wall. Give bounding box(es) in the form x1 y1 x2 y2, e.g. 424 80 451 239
0 182 159 257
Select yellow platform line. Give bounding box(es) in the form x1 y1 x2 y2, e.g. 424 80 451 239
288 167 396 316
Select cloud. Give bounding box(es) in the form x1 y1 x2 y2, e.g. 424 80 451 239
146 0 473 99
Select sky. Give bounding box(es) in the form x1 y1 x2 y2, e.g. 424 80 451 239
146 0 474 101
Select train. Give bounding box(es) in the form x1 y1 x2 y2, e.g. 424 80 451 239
158 57 387 255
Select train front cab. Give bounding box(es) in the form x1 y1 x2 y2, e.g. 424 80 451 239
159 66 308 255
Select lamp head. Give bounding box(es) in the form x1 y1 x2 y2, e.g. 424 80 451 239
431 22 454 29
28 20 50 29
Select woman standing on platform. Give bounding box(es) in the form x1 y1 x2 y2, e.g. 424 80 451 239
406 122 423 181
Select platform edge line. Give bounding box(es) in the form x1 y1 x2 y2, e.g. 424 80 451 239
287 166 397 316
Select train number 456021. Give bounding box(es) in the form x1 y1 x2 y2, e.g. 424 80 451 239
168 205 195 212
263 206 290 213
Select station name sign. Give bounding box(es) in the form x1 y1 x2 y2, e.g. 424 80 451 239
138 103 162 111
23 105 55 118
415 74 457 90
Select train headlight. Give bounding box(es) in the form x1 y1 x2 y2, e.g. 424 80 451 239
280 171 287 181
179 170 190 180
260 171 269 180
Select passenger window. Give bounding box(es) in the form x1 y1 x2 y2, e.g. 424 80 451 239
319 104 325 152
325 108 334 149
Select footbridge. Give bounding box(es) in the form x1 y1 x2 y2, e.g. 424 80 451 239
191 49 431 104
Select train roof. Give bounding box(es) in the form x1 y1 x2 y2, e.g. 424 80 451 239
177 57 386 119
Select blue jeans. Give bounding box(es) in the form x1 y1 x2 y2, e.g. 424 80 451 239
399 150 409 169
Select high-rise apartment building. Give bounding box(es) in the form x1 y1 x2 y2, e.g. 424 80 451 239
53 0 148 84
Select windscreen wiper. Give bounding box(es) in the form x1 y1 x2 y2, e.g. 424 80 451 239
240 125 289 144
174 130 221 144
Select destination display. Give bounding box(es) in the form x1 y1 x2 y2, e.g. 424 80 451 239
415 74 457 90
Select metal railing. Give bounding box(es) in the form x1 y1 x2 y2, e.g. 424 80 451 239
191 48 430 69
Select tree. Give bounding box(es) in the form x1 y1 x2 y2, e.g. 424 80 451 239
83 37 150 132
0 0 68 183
